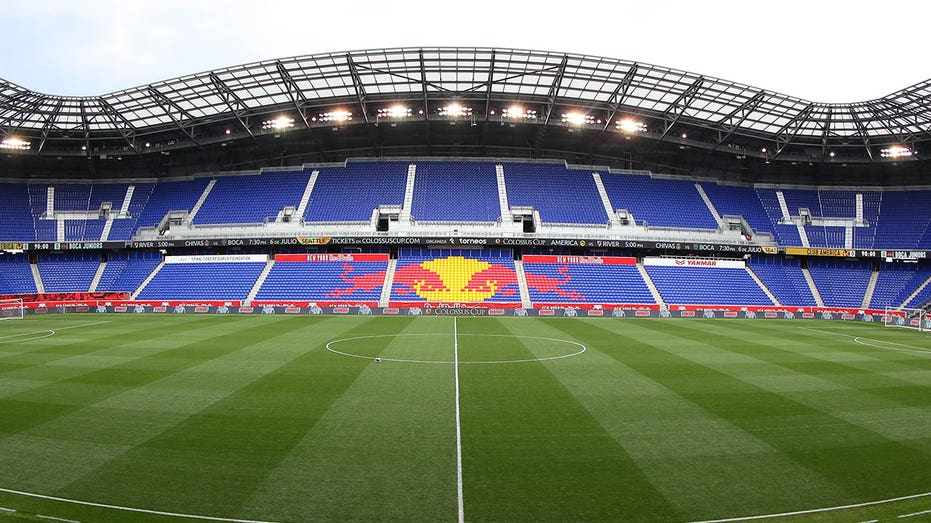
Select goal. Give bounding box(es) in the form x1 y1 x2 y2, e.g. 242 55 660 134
0 299 24 321
883 306 929 332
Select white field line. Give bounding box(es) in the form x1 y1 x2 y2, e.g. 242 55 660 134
453 317 464 523
0 506 15 512
0 487 281 523
325 333 586 364
899 507 931 518
687 491 931 522
0 320 114 344
799 327 931 356
37 514 80 523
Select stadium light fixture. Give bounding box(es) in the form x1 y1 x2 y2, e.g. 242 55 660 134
439 103 472 118
261 116 295 130
502 106 536 119
378 105 412 119
318 110 353 123
615 118 646 133
561 112 595 126
0 138 31 150
880 145 913 158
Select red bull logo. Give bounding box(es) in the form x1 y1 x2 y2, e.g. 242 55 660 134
393 256 520 302
524 265 584 300
326 264 387 299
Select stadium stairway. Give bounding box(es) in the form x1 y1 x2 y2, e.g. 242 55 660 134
862 268 880 308
495 165 513 223
801 266 825 307
745 266 780 306
513 259 533 308
901 274 931 308
636 261 665 307
187 179 216 222
30 263 45 293
695 183 725 228
132 259 166 299
399 164 416 222
592 173 622 227
378 258 398 308
246 259 275 304
294 171 318 218
88 261 107 292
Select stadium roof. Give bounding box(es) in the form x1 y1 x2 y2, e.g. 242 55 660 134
1 47 929 165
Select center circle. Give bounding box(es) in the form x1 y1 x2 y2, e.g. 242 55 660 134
325 333 586 364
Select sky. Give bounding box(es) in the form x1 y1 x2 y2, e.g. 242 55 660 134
4 0 929 102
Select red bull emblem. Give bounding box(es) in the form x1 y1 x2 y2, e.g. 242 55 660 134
326 264 388 299
524 265 584 300
393 256 520 302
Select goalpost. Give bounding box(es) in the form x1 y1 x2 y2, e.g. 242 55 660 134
883 306 929 332
0 298 25 321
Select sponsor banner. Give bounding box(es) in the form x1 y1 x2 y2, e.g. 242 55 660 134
4 291 129 304
764 312 778 318
532 303 658 311
489 309 505 316
333 307 350 314
238 307 254 313
165 254 268 264
680 310 695 317
643 257 746 269
522 255 636 265
635 310 652 317
274 253 389 262
194 306 210 313
724 311 738 318
539 309 555 316
384 308 400 315
587 309 604 317
284 307 302 314
802 312 815 318
114 306 127 312
153 306 167 313
785 247 854 257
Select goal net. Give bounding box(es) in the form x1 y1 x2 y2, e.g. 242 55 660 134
0 299 24 321
883 306 929 331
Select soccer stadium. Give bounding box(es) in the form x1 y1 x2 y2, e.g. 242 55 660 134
1 46 931 522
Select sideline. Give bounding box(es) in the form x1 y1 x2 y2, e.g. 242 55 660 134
687 490 931 522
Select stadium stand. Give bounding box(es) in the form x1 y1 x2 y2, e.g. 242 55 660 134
600 175 718 229
303 162 408 222
37 253 100 292
391 249 521 303
748 257 817 306
410 162 500 222
806 259 873 308
502 163 607 225
194 171 311 225
95 251 163 293
255 256 389 302
522 257 654 304
0 254 37 294
137 259 266 301
0 183 34 241
646 263 773 306
131 178 212 235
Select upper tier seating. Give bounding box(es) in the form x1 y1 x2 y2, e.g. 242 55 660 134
0 183 36 241
132 178 212 235
411 162 500 222
194 171 311 225
304 162 408 222
601 175 718 229
502 163 607 224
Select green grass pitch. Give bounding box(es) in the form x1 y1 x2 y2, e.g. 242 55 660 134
0 314 930 522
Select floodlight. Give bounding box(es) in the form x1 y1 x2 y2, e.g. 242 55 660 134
502 106 536 119
880 145 913 158
378 105 411 119
561 112 594 125
319 110 352 122
261 116 295 130
439 103 472 117
615 119 646 133
0 138 31 150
